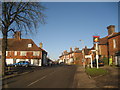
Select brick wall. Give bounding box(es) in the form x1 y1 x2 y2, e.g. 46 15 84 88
6 51 42 59
99 45 108 58
73 52 83 65
108 35 120 56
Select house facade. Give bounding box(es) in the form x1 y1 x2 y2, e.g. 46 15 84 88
97 25 120 65
59 47 84 65
1 31 48 66
108 32 120 65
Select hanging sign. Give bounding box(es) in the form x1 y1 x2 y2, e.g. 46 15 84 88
93 36 100 43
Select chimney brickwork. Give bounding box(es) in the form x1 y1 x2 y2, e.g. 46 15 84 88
70 47 72 52
107 25 115 35
14 31 21 40
39 42 43 48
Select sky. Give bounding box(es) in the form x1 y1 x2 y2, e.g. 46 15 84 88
1 2 118 60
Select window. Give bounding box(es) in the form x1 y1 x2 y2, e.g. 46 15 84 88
6 51 8 56
28 44 32 48
20 51 26 56
14 51 17 56
33 51 40 56
99 46 101 55
113 39 116 48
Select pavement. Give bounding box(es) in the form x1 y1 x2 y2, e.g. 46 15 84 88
93 65 119 88
72 65 97 88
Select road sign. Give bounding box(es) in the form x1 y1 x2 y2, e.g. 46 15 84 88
93 36 100 43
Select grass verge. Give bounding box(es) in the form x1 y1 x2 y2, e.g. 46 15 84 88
85 67 108 77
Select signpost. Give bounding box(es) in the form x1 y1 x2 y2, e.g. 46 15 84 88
93 36 100 69
85 55 93 68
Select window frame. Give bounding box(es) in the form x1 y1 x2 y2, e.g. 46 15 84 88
20 51 26 56
33 51 40 56
113 39 116 49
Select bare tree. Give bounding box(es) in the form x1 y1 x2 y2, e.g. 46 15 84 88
0 2 46 76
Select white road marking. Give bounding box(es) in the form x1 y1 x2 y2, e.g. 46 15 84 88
27 69 61 87
27 75 46 87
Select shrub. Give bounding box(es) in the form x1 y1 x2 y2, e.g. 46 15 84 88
102 57 108 65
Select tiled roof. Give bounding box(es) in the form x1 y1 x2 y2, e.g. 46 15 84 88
99 36 108 45
90 46 95 50
0 38 41 51
74 50 82 53
39 47 47 52
108 32 120 39
99 32 119 45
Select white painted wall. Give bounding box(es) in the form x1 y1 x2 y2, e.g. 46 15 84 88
31 59 34 65
38 59 42 66
6 59 13 65
59 59 63 63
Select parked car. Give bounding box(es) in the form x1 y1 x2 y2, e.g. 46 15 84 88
90 59 104 67
59 62 64 64
13 61 30 67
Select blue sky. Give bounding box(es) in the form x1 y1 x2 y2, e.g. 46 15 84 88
2 2 118 60
20 2 119 60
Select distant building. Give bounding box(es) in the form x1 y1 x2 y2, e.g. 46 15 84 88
59 47 84 65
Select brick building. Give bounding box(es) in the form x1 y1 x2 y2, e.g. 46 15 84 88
98 36 108 58
98 25 120 65
107 25 120 65
59 47 92 65
59 47 82 65
1 31 48 66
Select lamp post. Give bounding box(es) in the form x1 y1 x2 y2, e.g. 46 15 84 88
79 39 85 68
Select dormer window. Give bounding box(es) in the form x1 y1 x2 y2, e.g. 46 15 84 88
28 44 32 48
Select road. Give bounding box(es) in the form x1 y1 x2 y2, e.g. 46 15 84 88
3 65 77 88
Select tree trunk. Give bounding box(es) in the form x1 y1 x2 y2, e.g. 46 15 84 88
2 28 8 76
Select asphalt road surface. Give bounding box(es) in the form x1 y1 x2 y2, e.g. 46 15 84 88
3 65 77 88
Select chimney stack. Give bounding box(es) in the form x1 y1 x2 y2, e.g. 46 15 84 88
107 25 115 35
70 47 72 52
74 47 79 51
14 31 21 40
63 50 67 54
39 42 43 48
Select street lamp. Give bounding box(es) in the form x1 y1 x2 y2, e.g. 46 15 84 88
79 39 85 68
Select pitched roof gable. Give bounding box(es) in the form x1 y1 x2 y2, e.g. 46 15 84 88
5 38 41 51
